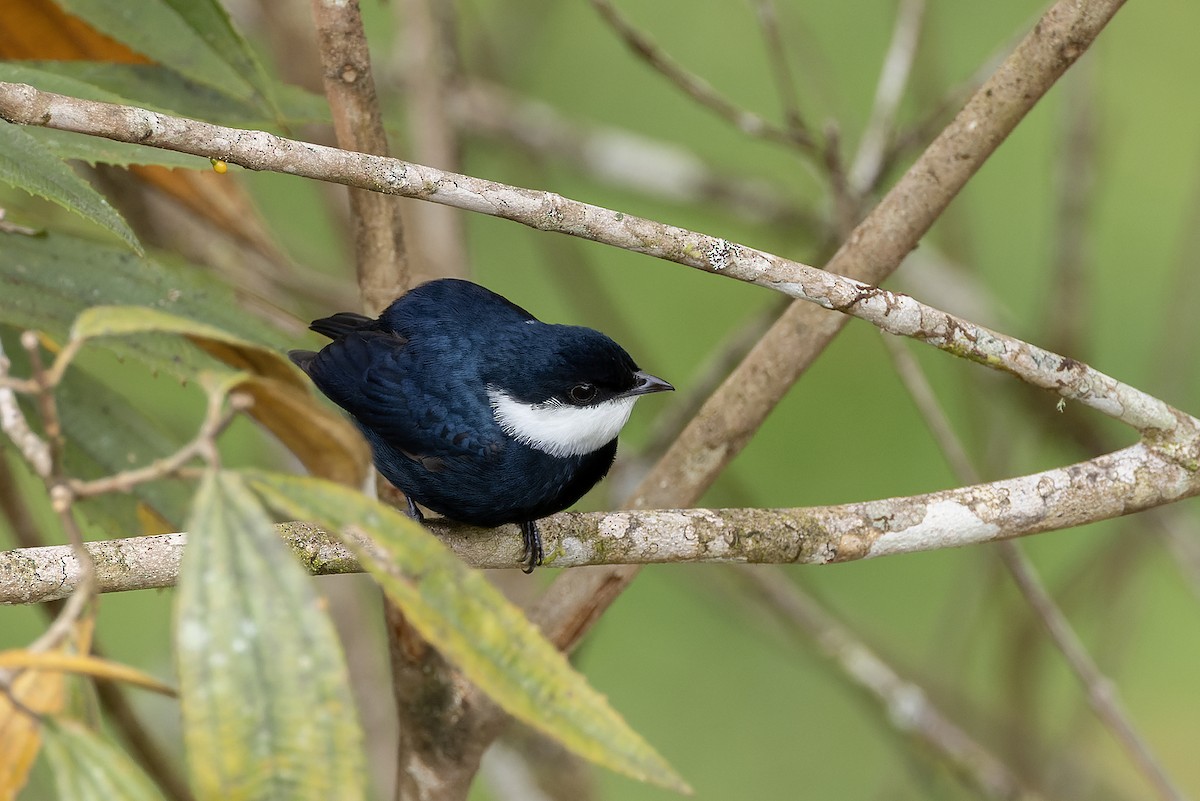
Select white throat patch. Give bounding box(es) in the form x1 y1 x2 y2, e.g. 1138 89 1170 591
488 387 637 458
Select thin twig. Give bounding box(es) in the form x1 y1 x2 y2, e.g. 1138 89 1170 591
18 331 96 658
848 0 926 194
750 0 811 139
447 80 820 230
734 565 1042 801
1045 58 1097 357
68 391 249 499
0 338 50 476
586 0 816 152
998 547 1187 801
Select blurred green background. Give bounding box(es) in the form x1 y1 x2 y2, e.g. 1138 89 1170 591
4 0 1200 799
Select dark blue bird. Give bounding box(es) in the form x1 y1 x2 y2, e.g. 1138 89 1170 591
289 278 673 572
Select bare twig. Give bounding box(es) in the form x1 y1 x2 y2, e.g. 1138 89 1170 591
999 547 1187 801
848 0 926 194
68 391 248 499
585 0 817 152
0 85 1176 441
311 0 408 314
0 339 50 477
750 0 811 139
735 566 1041 801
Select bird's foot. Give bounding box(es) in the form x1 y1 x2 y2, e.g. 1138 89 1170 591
519 520 544 574
403 495 425 523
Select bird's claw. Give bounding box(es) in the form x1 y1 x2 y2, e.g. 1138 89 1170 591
520 520 544 574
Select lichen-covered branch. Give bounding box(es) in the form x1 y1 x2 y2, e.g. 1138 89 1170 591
3 441 1195 606
0 75 1177 440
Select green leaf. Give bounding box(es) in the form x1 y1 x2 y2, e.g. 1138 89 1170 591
56 365 192 532
31 128 206 170
0 123 141 253
71 305 303 388
65 306 371 486
176 471 365 801
242 470 691 794
41 717 167 801
52 0 261 103
0 232 288 365
0 62 328 128
0 237 370 487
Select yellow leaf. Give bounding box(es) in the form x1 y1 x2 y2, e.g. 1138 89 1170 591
0 651 176 696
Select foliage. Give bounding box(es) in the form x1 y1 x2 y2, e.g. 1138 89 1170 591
3 0 1200 800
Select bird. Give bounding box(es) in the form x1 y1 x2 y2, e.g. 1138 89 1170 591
288 278 673 572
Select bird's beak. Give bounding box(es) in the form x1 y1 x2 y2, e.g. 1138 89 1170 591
627 371 674 397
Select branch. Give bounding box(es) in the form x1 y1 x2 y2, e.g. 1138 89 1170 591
627 0 1131 511
1 439 1195 605
0 79 1176 441
311 0 408 314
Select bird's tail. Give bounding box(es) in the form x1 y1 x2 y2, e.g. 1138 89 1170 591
309 311 375 339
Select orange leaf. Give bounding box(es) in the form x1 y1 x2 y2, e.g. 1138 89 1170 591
0 0 150 62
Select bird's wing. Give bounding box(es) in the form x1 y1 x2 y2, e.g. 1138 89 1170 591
304 331 503 461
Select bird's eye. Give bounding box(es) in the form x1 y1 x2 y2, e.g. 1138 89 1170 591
568 383 597 404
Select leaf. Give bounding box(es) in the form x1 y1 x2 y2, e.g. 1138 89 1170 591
0 62 328 128
0 651 175 696
0 618 91 801
67 306 371 486
41 718 167 801
55 365 193 531
0 0 150 62
0 231 287 364
0 667 64 801
243 470 691 794
0 123 141 253
71 305 302 387
175 471 366 801
51 0 259 102
0 236 370 486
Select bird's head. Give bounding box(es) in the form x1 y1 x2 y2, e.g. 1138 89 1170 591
486 325 673 459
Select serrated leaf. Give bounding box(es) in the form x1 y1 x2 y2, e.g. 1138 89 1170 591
242 470 691 794
0 62 328 128
0 123 141 253
0 231 287 363
176 471 365 801
41 718 167 801
52 0 259 102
